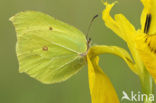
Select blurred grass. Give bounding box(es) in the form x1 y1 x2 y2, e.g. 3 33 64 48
0 0 151 103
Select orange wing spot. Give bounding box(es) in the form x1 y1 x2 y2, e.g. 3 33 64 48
42 46 48 51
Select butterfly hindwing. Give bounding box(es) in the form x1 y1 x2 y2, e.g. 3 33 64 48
10 11 87 84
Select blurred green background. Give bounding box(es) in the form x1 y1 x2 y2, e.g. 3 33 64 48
0 0 152 103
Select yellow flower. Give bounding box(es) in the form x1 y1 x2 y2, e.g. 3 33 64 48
102 0 156 82
87 45 134 103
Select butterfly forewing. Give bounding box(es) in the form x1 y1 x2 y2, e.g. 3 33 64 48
10 11 87 84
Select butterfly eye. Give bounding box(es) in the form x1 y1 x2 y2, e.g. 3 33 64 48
42 46 48 51
49 27 53 30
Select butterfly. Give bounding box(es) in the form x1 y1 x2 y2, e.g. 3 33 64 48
10 11 92 84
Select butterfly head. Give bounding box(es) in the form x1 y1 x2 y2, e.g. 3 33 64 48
87 37 92 50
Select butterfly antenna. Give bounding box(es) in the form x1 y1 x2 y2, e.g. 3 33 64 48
86 14 99 39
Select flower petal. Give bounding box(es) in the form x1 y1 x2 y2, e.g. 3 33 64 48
135 31 156 82
141 0 156 34
87 45 137 102
102 1 144 76
89 45 138 75
102 2 136 43
87 55 119 103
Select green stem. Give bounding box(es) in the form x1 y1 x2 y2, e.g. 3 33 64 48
140 68 154 103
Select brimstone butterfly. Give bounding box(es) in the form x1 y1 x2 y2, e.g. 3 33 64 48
10 11 93 84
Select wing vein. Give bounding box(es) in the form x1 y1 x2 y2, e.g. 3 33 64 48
18 33 80 54
45 56 80 79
